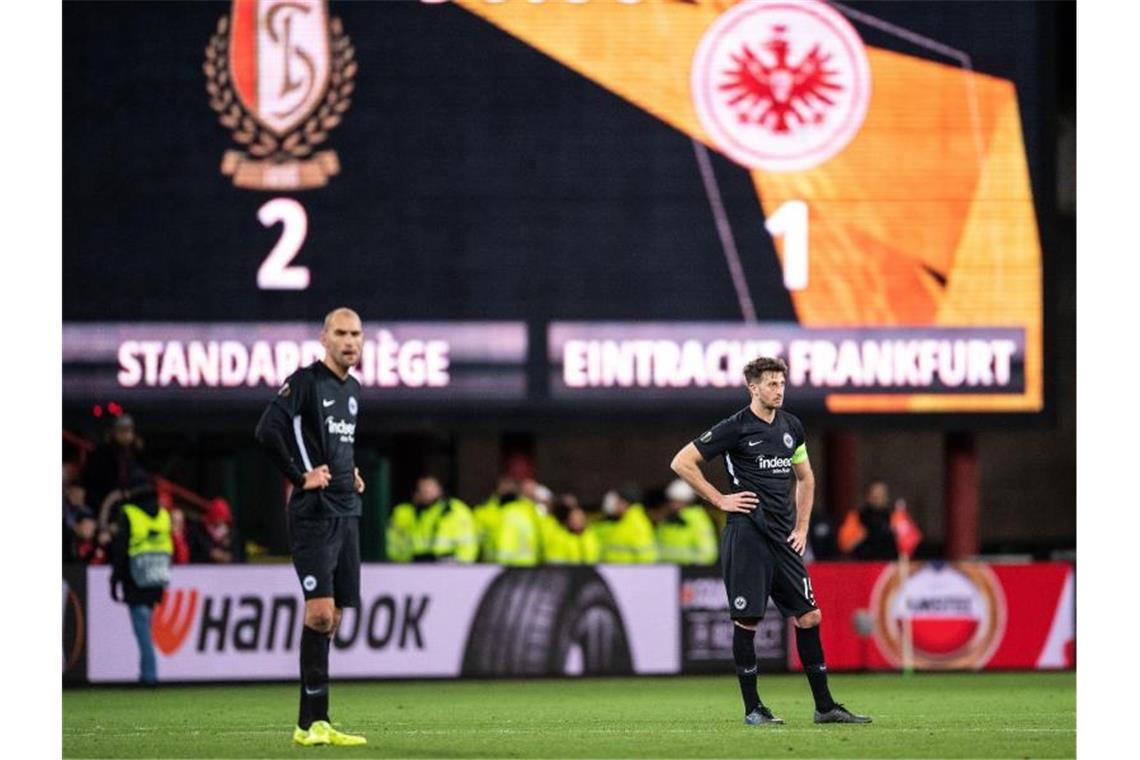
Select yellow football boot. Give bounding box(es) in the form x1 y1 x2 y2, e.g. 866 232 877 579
292 722 330 746
314 720 367 746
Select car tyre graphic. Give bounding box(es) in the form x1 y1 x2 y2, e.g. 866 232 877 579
461 567 633 676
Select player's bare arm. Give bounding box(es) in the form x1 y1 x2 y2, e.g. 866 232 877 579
353 467 365 494
786 458 814 555
671 443 758 513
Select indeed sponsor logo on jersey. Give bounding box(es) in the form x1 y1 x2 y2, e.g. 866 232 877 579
326 417 356 442
755 454 793 473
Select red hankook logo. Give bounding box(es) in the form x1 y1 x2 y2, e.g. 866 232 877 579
152 588 199 656
692 0 871 172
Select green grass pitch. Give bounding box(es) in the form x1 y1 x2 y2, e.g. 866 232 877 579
63 672 1074 758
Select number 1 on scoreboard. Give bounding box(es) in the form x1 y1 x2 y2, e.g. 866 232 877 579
765 200 809 291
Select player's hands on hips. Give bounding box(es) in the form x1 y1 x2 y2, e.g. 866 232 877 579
354 467 365 494
302 465 332 490
786 526 808 555
714 491 759 513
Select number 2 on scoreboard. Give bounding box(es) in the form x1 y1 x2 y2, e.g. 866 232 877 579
257 198 310 290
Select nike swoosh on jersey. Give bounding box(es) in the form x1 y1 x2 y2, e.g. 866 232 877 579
747 440 763 446
322 399 335 407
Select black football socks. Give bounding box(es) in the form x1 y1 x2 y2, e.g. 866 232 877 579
732 623 761 715
298 626 331 730
795 624 836 713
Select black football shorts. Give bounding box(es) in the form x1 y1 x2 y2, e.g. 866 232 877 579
288 514 361 608
720 518 817 620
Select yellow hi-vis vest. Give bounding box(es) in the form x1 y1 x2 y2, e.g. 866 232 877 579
386 499 479 563
599 504 658 564
656 505 719 565
122 503 173 588
543 519 601 564
472 497 503 563
494 498 542 566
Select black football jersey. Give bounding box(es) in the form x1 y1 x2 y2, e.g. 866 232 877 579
256 361 361 518
693 406 808 540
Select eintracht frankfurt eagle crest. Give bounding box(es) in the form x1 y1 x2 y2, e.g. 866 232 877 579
204 0 355 190
692 0 870 172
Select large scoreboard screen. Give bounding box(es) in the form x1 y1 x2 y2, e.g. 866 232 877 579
63 0 1052 415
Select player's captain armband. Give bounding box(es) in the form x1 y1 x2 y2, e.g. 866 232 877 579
791 444 808 465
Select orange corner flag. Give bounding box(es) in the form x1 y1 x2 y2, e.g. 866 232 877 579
837 510 867 555
890 500 923 558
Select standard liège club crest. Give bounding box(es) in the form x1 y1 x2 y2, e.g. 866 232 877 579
204 0 355 190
